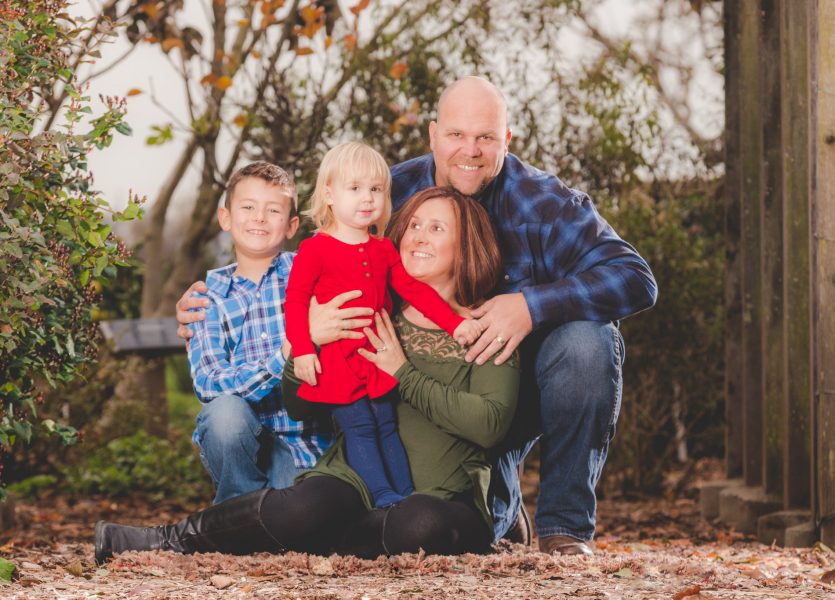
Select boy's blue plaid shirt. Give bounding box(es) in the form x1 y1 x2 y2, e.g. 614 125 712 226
187 252 332 468
391 153 657 326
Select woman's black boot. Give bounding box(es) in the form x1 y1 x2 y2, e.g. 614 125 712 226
95 488 283 564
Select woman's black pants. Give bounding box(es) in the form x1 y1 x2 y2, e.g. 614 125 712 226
261 476 491 558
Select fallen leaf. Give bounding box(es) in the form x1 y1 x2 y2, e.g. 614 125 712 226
0 558 16 582
311 557 334 576
613 567 632 578
822 568 835 584
210 574 235 589
737 565 766 580
815 541 834 554
126 88 143 97
64 560 83 577
296 47 314 56
673 584 702 599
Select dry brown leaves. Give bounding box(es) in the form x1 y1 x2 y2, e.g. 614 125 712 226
2 466 834 599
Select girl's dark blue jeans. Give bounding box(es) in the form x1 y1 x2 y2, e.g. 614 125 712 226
332 389 415 508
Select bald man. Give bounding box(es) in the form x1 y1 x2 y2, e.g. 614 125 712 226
177 76 657 556
389 77 657 555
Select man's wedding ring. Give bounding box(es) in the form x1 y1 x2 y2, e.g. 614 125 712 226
378 345 388 352
495 335 506 345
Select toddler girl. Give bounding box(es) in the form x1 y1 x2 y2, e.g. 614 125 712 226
284 141 481 508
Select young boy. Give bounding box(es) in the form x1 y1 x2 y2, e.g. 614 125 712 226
187 162 332 504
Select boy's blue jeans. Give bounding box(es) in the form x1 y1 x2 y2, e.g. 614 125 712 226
195 394 305 504
490 320 625 543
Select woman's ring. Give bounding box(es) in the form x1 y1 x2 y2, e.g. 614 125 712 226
378 345 388 353
495 335 506 345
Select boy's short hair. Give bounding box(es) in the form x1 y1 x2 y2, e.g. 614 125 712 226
225 162 298 216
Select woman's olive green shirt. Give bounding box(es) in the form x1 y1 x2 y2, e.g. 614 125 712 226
283 314 520 528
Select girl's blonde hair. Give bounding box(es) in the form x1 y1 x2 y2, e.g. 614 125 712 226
306 141 392 238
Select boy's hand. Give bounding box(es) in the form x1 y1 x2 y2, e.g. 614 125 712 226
453 318 483 346
294 354 321 387
176 281 210 341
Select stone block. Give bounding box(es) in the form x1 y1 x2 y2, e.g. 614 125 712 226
718 484 782 533
757 510 813 546
784 521 817 547
700 479 743 520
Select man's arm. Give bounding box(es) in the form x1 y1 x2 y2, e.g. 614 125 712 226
176 281 210 341
468 193 657 365
176 284 373 344
520 195 657 327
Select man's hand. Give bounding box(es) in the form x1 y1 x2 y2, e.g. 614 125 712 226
309 290 374 346
294 354 321 386
467 292 533 365
176 281 210 341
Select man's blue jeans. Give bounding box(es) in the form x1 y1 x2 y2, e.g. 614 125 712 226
194 394 305 504
490 320 624 542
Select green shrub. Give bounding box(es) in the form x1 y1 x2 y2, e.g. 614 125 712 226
7 474 57 499
64 431 212 502
601 180 725 495
0 0 142 486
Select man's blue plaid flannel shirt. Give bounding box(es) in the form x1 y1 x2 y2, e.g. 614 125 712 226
391 153 657 325
187 252 332 468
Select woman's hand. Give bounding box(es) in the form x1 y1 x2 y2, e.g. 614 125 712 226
176 281 210 341
309 290 374 346
357 310 407 376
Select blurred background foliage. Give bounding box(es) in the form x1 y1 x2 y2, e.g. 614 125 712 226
3 0 725 503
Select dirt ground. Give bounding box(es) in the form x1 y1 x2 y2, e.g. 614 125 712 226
2 463 834 599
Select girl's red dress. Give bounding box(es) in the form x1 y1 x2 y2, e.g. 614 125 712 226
284 233 464 404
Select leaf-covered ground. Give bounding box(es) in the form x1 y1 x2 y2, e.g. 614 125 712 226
2 465 834 599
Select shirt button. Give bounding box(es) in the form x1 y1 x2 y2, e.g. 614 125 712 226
358 247 364 253
261 332 268 339
362 261 368 266
504 274 510 280
365 272 371 278
255 292 261 298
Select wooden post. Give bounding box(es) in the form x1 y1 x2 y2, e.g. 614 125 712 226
814 0 835 546
780 0 812 510
759 0 786 498
738 0 764 487
723 0 744 479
